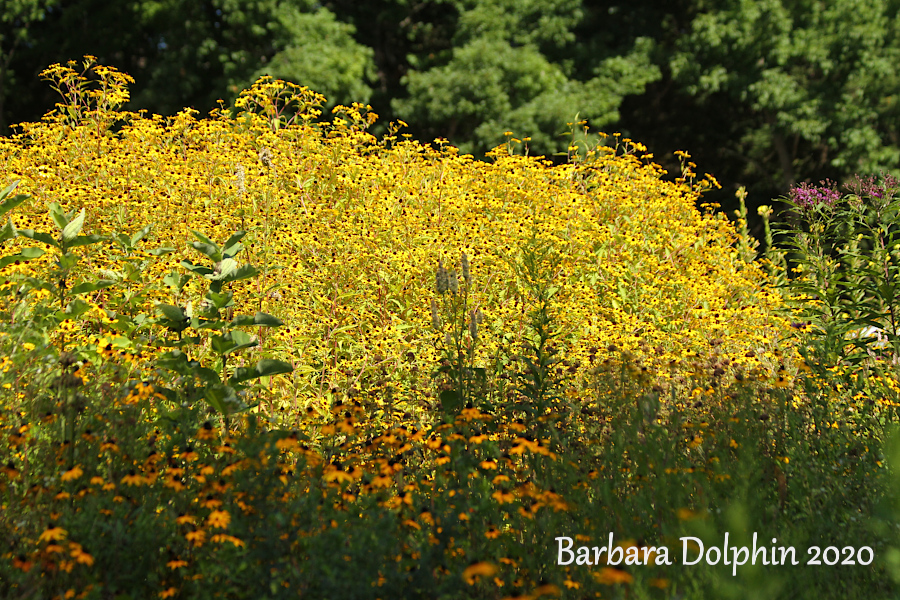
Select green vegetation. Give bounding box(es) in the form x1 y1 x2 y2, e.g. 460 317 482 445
0 61 899 599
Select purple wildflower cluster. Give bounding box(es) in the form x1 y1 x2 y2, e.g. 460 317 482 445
788 180 841 210
844 172 900 200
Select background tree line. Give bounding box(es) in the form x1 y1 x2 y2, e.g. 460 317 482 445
4 0 900 233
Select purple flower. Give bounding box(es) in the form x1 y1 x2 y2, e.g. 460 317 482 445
789 180 840 210
843 172 899 201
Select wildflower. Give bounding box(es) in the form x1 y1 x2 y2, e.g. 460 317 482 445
463 561 498 584
61 465 83 482
69 543 94 566
39 524 68 543
185 529 206 546
159 587 178 598
594 567 633 585
167 559 189 570
196 421 217 441
12 554 33 572
121 470 144 486
2 461 20 478
788 180 840 211
207 509 231 529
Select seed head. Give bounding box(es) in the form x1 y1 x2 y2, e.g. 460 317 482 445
448 270 459 294
461 252 470 284
468 310 478 340
436 261 449 294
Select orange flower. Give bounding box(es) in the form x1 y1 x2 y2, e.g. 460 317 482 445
463 561 498 585
594 567 633 585
61 465 83 482
39 525 68 543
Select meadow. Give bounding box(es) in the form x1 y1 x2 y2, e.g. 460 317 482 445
0 57 899 599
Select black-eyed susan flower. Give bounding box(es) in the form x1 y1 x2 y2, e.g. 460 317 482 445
39 524 67 543
463 560 498 585
61 465 83 482
593 567 633 585
206 509 231 529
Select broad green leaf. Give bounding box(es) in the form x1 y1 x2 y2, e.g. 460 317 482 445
192 241 221 261
207 291 233 310
70 279 116 295
0 183 27 218
229 358 293 385
67 234 104 248
130 224 153 247
63 298 91 319
190 229 218 248
147 246 176 256
226 330 258 354
48 202 68 230
222 231 247 256
222 263 259 283
208 258 238 280
18 229 59 248
231 312 284 327
440 389 463 414
180 260 214 276
156 304 186 322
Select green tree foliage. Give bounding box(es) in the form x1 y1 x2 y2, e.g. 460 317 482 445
667 0 900 193
0 0 57 132
394 0 661 155
1 0 375 132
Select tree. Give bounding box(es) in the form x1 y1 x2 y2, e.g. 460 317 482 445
392 0 661 156
667 0 900 194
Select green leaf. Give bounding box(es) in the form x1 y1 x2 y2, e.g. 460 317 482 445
67 234 104 248
130 224 153 247
231 312 284 327
18 229 59 248
63 298 92 319
205 383 246 415
48 202 68 230
229 358 293 385
192 241 221 261
209 258 238 280
0 184 27 218
156 304 187 322
440 389 463 414
147 246 176 256
207 291 234 310
222 231 247 256
229 329 256 348
180 260 214 276
222 263 260 283
70 280 116 295
0 245 43 269
61 208 86 242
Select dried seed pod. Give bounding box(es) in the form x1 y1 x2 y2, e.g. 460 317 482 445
448 270 459 294
461 252 470 284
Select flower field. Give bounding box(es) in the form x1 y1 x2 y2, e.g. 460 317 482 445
0 58 898 599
